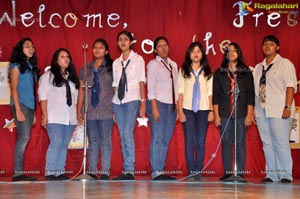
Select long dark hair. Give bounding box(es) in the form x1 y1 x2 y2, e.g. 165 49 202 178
93 38 113 72
220 42 249 77
50 48 80 89
181 42 212 79
9 37 39 80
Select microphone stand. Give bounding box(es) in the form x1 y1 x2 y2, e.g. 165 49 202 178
75 43 94 181
224 53 246 183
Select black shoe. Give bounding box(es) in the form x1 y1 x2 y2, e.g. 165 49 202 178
56 174 69 181
125 173 135 180
261 178 273 183
237 174 244 179
187 174 202 181
88 174 98 180
12 175 37 182
161 174 176 180
112 173 134 180
237 174 245 180
112 174 127 180
280 178 292 183
219 174 232 181
99 174 109 180
152 174 163 180
45 175 57 181
152 174 176 181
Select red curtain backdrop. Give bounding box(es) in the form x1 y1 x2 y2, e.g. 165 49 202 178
0 0 299 178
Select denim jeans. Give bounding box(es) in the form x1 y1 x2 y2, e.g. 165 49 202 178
182 109 209 174
256 110 293 181
87 119 113 176
11 104 34 176
220 117 246 175
45 123 74 176
113 100 139 174
147 100 176 178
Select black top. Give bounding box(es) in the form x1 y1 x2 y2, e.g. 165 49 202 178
212 66 255 118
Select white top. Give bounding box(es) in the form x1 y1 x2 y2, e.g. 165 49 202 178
253 54 297 118
112 50 146 104
147 56 178 104
178 67 213 110
38 70 78 125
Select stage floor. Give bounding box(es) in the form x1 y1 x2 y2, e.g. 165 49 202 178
0 176 299 199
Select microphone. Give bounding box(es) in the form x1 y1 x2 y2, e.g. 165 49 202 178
224 45 229 53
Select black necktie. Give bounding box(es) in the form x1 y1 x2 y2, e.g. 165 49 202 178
259 63 273 86
118 60 131 101
160 60 175 110
65 79 72 107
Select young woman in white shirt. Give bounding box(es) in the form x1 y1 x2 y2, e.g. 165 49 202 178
111 30 146 180
147 36 178 180
38 48 79 181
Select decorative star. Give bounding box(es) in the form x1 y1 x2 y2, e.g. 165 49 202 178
3 118 16 132
136 117 149 127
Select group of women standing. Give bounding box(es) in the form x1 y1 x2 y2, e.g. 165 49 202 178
8 33 297 184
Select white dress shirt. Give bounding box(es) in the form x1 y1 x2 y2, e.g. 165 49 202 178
147 56 178 104
112 50 146 104
38 70 78 125
253 54 297 118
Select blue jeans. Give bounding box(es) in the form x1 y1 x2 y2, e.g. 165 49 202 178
11 104 34 176
113 100 139 174
220 118 246 175
182 109 209 174
45 123 74 176
147 100 176 178
256 110 293 181
87 119 113 175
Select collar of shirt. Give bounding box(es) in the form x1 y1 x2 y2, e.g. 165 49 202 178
117 50 137 63
87 60 107 73
27 62 33 70
155 55 176 71
190 66 203 76
62 71 70 80
155 55 170 65
262 54 281 68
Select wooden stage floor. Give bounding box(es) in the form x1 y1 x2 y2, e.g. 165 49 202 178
0 176 299 199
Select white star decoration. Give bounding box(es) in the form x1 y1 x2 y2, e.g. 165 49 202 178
3 118 16 132
136 117 149 127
